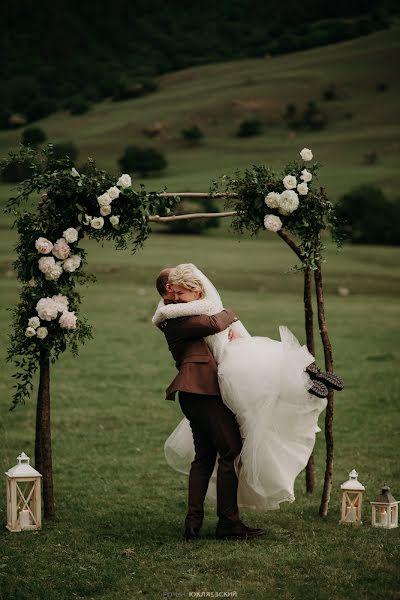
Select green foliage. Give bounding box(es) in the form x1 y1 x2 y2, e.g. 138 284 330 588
334 184 400 245
284 101 328 130
51 142 79 163
162 198 219 234
181 125 204 144
118 146 167 177
1 145 178 408
69 98 91 116
1 151 33 183
22 126 47 146
236 119 264 138
112 78 159 102
216 154 344 269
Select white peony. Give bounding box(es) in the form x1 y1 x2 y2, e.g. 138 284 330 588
63 255 82 273
91 216 104 230
52 238 71 260
300 147 313 161
264 214 283 232
279 189 299 214
36 297 59 321
28 316 40 329
83 214 92 225
109 215 120 228
71 168 80 177
117 174 132 188
52 294 69 312
283 175 297 190
36 327 48 340
297 182 309 195
300 168 312 183
100 205 112 216
97 193 112 207
25 326 36 338
264 192 281 209
45 263 63 281
35 237 53 254
107 186 120 200
59 310 77 330
63 227 79 243
38 256 56 275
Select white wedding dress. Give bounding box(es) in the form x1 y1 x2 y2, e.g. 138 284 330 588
153 265 327 511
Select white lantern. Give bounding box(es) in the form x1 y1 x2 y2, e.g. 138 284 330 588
370 485 399 529
5 452 42 532
339 469 365 526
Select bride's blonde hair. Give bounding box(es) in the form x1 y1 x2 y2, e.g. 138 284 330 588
169 264 205 296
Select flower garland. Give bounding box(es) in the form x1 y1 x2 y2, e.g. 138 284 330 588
2 145 177 408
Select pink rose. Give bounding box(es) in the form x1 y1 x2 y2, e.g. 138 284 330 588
35 237 53 254
36 298 59 321
52 238 71 260
38 256 56 275
59 310 77 329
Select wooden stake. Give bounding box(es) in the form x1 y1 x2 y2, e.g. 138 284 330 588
35 350 54 520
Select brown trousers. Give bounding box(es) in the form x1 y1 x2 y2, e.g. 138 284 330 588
178 391 243 530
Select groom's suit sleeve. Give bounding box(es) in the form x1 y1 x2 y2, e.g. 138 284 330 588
162 309 238 339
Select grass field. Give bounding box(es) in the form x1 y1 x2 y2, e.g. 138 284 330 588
0 24 400 600
0 224 399 599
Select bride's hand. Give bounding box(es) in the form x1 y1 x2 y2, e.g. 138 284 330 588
228 328 242 342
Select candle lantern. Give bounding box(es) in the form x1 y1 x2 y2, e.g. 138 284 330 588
370 485 399 529
339 469 365 526
5 452 42 532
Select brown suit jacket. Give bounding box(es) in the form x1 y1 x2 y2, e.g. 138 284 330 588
159 309 238 400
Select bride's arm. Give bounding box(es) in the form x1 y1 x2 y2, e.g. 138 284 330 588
152 298 216 326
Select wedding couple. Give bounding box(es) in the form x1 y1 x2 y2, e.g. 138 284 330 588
153 264 343 541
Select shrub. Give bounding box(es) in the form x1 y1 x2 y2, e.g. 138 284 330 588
334 185 400 245
302 101 328 130
1 156 33 183
26 97 58 123
322 84 338 101
22 127 47 146
236 119 264 138
51 142 79 163
69 99 91 115
163 198 220 235
112 78 159 102
363 151 378 165
181 126 204 144
118 146 167 177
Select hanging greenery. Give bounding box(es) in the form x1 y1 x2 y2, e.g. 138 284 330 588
2 145 177 409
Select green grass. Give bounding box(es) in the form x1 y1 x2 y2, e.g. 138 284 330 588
1 23 400 201
0 226 399 599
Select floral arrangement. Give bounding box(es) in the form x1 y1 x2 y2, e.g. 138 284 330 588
2 145 177 408
219 147 343 268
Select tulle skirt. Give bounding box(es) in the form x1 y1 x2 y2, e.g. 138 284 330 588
164 326 327 511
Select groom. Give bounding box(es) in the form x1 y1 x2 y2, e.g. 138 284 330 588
155 268 265 541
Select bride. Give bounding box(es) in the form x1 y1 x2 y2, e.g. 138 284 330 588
152 263 330 511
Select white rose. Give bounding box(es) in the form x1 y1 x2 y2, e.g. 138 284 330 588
63 255 82 273
63 227 79 243
300 169 312 183
300 147 313 161
279 189 299 214
25 326 36 338
91 217 104 230
109 215 120 228
36 297 59 321
52 294 69 312
264 214 283 232
297 182 309 195
264 192 281 209
283 175 297 190
71 168 80 177
36 327 48 340
97 193 112 207
28 316 40 329
38 256 56 275
107 186 120 200
35 237 53 254
117 174 132 188
45 263 63 281
83 214 92 225
100 205 112 216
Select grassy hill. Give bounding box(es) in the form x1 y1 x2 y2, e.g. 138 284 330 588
1 22 399 207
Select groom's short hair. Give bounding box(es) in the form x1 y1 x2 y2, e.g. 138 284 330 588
156 268 172 296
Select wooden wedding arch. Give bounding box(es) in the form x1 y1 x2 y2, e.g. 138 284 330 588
3 146 341 523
